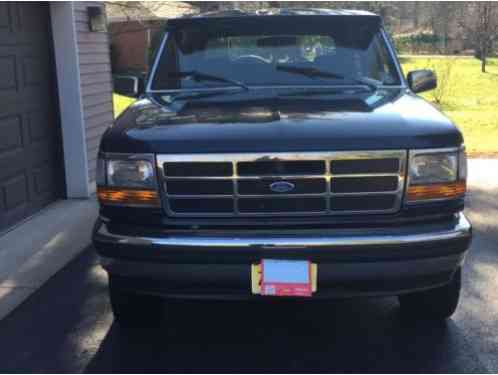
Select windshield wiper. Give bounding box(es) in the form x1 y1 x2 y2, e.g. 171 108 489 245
275 64 379 92
162 88 251 104
279 88 361 97
169 70 250 91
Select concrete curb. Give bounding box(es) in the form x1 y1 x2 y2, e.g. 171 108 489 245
0 198 98 320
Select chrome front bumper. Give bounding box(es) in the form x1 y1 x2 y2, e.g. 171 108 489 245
94 212 471 250
93 213 471 299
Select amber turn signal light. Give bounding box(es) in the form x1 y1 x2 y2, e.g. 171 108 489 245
97 187 160 207
406 180 466 202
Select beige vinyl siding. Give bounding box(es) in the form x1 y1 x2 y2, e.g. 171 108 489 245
84 101 114 118
74 2 114 186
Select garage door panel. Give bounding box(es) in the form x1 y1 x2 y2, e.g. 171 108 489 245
30 135 57 158
0 2 47 34
1 51 51 96
0 118 57 179
33 164 56 195
0 55 17 90
0 188 4 211
0 2 61 233
0 115 23 153
0 3 12 31
19 46 51 84
22 56 46 87
27 111 56 143
0 93 54 117
0 4 47 46
17 3 47 33
0 201 32 231
0 150 28 181
3 172 28 210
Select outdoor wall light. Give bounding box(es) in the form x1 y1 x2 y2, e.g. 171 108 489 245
87 6 107 32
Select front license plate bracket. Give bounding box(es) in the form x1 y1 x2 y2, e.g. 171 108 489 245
251 259 317 297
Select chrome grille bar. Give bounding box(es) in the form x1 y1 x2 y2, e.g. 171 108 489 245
157 151 407 217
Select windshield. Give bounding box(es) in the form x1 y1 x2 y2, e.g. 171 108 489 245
150 18 401 91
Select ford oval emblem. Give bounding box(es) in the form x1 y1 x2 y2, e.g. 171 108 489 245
270 181 295 194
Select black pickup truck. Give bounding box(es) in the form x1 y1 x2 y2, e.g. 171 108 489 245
95 9 471 327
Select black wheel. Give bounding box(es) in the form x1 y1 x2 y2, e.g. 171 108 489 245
398 268 461 321
109 277 164 328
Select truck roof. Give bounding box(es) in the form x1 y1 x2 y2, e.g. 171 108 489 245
167 8 381 28
192 8 378 18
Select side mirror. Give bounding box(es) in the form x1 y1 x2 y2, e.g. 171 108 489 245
113 74 143 98
407 70 437 94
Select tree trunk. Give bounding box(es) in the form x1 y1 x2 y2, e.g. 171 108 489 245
414 2 419 28
481 44 488 73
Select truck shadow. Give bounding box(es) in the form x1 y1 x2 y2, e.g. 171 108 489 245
85 298 480 373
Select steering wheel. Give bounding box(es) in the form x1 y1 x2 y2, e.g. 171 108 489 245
233 55 270 64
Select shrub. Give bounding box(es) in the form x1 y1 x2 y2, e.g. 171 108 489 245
394 33 441 54
425 58 458 105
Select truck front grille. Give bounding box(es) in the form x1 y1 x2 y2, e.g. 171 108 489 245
157 151 407 217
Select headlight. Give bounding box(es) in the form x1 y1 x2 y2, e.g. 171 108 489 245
107 159 156 188
96 154 160 207
406 148 466 202
409 152 458 185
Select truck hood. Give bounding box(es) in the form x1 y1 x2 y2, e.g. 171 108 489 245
101 89 463 154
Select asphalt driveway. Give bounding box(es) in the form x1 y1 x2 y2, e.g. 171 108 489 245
0 159 496 373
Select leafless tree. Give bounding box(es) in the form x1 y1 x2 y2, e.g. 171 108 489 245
458 3 498 72
106 1 163 23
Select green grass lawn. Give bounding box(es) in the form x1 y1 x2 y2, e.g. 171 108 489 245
113 94 135 118
400 56 498 156
113 56 498 155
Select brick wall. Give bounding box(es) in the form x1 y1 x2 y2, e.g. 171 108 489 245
109 20 163 73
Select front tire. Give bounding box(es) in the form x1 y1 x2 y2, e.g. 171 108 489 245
109 277 164 328
398 268 461 321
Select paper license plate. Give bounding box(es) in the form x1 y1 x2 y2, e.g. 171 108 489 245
251 259 317 297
